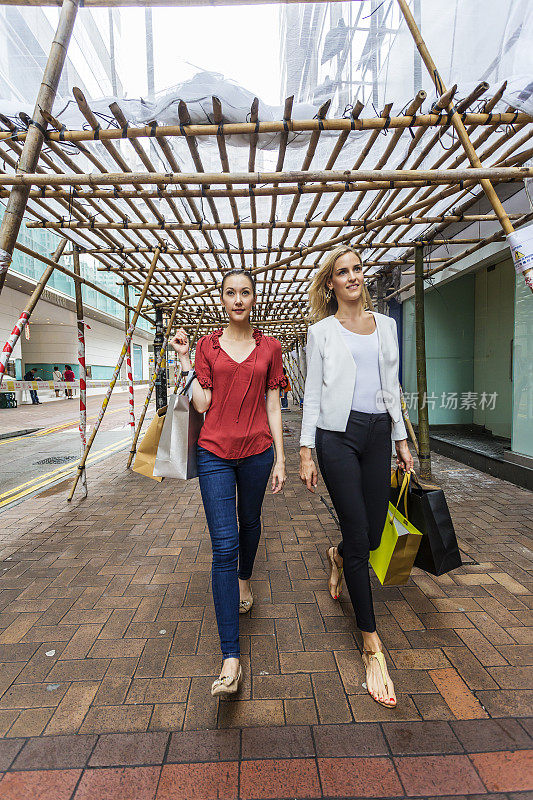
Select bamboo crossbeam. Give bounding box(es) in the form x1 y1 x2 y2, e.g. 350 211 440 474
1 112 529 145
68 247 161 501
74 237 484 257
0 0 78 297
126 280 187 469
6 166 532 189
27 211 528 233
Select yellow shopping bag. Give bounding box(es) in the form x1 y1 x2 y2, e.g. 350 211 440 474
132 406 167 482
370 472 423 586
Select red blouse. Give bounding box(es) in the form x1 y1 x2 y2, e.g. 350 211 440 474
194 328 287 460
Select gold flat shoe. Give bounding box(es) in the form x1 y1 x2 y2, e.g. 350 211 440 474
239 589 254 614
326 547 343 600
211 666 242 697
362 649 397 708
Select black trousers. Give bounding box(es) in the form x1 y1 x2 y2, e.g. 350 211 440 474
316 410 391 632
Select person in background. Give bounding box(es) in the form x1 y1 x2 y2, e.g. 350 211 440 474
63 364 75 398
280 367 291 411
24 368 40 404
52 365 63 398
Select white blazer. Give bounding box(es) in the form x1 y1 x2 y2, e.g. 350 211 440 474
300 312 407 448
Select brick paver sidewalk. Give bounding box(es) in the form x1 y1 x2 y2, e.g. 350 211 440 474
0 411 531 798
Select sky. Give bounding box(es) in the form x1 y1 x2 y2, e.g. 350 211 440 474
117 7 282 106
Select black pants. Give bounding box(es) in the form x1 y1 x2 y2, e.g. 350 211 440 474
316 410 391 632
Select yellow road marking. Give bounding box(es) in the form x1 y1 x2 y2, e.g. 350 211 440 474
0 437 130 501
0 437 130 508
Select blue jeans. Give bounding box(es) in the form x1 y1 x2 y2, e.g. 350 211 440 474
197 444 274 659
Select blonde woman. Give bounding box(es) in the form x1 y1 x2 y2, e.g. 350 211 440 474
299 246 413 708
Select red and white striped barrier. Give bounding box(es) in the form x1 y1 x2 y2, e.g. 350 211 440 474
0 311 29 384
126 343 135 436
77 318 87 495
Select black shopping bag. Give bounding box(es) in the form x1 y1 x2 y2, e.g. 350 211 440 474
390 469 462 576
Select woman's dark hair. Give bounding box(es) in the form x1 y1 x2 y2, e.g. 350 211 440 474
65 364 71 370
220 269 256 296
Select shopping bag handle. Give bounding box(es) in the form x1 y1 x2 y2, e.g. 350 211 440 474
179 370 197 396
391 470 410 523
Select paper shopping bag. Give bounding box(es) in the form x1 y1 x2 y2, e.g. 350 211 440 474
154 375 204 480
132 406 167 482
370 473 423 586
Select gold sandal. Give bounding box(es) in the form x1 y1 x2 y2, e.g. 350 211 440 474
239 588 254 614
211 666 242 697
362 650 397 708
326 547 343 600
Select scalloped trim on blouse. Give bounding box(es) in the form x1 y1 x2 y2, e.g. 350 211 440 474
209 327 263 350
268 374 289 390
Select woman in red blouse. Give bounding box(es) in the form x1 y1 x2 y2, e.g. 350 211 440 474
170 269 287 697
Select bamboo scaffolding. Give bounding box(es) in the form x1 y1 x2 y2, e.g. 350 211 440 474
178 100 236 268
73 247 88 497
396 0 531 292
0 0 78 297
126 279 187 469
6 166 532 189
0 238 66 384
68 247 161 500
1 112 529 146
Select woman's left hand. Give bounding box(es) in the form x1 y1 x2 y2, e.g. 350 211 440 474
395 439 414 473
271 461 286 494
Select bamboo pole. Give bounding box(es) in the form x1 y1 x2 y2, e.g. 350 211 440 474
73 247 87 497
11 241 155 324
396 0 532 293
126 280 187 469
0 0 78 297
68 247 161 501
0 238 67 384
123 283 135 438
6 166 532 189
0 112 528 145
414 243 432 479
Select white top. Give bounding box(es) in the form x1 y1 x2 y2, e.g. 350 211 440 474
336 319 383 413
299 312 407 448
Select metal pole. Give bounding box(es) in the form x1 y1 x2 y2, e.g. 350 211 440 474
0 0 79 297
123 283 135 438
0 238 67 385
414 243 432 479
73 247 87 497
154 305 167 409
68 247 161 501
127 280 186 468
396 0 532 294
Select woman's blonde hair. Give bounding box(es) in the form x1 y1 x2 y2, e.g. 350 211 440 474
308 246 365 323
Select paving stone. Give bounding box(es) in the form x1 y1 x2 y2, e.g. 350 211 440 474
74 766 160 800
242 725 314 759
89 732 168 766
156 762 238 800
240 758 321 799
11 734 96 770
318 756 403 798
167 729 240 763
382 720 463 755
0 768 82 800
471 751 533 793
313 722 388 757
451 718 533 752
394 754 486 796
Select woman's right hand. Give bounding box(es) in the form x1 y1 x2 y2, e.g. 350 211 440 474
299 448 318 493
170 328 190 358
